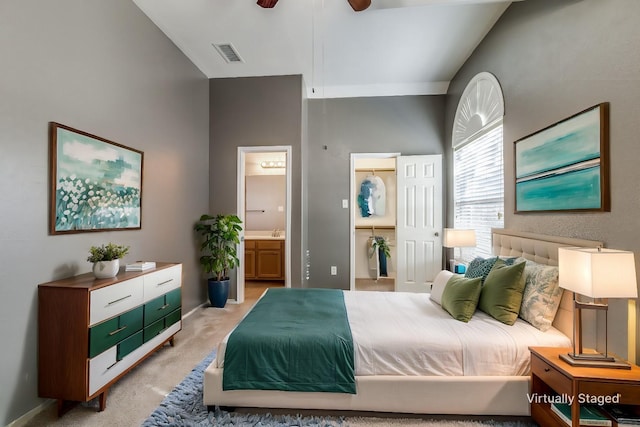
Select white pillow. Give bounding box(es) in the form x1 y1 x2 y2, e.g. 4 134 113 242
430 270 455 305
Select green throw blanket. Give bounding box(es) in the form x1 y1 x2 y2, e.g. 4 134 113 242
223 288 355 394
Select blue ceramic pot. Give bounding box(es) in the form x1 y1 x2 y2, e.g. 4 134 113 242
207 279 230 308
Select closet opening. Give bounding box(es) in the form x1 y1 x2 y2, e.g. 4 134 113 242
350 153 398 292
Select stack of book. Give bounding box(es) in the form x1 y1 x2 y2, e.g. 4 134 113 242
125 261 157 272
551 402 611 426
601 405 640 426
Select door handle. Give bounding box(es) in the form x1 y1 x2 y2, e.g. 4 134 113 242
434 232 439 237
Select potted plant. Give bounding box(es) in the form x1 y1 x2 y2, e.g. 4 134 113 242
194 214 242 307
87 243 129 279
369 236 391 277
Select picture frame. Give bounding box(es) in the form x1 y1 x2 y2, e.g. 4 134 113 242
49 122 143 234
514 103 609 213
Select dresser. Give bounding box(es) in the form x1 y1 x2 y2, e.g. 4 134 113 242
38 263 182 415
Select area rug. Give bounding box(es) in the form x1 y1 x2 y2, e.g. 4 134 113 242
142 349 536 427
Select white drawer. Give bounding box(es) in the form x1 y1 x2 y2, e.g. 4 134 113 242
143 264 181 302
90 277 144 326
88 346 120 396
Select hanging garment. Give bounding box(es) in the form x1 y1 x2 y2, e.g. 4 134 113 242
358 175 386 217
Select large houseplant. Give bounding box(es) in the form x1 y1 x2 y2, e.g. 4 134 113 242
194 214 242 307
87 242 129 279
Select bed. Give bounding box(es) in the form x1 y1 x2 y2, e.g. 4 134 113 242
203 229 603 415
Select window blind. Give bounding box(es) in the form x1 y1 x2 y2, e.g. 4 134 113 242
453 123 504 261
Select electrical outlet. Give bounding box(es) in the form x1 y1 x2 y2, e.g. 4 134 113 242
330 266 337 275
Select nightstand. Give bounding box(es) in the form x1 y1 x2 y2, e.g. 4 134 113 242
529 347 640 427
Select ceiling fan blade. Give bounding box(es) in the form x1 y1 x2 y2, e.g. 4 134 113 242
257 0 279 8
348 0 372 11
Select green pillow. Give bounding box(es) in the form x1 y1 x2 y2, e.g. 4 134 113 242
478 258 527 325
441 275 482 323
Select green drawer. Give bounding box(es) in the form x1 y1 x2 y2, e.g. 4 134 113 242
143 318 165 343
89 305 144 358
117 330 143 360
144 288 181 327
165 308 182 328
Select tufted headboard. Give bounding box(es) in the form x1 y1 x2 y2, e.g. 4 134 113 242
491 228 604 339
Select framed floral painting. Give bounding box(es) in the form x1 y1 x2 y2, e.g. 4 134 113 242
49 122 143 234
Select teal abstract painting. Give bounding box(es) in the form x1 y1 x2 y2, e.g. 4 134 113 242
50 123 143 233
514 103 609 212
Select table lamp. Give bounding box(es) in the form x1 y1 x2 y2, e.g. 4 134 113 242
443 228 476 273
558 246 638 369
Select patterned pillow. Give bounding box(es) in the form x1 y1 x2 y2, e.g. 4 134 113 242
516 257 562 331
464 257 498 283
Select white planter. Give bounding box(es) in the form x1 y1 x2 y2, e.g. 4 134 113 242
93 259 120 279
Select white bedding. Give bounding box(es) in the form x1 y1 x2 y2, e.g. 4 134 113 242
216 290 570 376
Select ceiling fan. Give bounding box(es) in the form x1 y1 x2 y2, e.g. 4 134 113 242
257 0 372 11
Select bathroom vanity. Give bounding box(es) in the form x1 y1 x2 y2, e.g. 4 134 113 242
244 231 284 281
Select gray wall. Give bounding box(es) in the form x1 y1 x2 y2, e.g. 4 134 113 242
307 96 445 289
0 0 209 423
445 0 640 362
209 76 304 292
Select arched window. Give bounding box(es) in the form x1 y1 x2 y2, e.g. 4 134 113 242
452 72 505 260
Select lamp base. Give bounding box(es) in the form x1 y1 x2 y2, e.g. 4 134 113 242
560 352 631 370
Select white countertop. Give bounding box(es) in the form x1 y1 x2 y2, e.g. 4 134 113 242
244 231 285 240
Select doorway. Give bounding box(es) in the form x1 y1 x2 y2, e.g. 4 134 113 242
349 153 443 292
236 146 292 304
350 153 399 291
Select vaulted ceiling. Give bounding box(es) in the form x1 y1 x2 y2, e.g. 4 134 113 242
133 0 519 98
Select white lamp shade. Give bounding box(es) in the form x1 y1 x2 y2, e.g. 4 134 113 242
443 228 476 248
558 247 638 298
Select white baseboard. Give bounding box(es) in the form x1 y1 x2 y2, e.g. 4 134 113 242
182 302 208 320
5 399 54 427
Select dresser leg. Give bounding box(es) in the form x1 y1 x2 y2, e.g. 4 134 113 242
169 337 175 347
98 391 108 412
56 399 77 417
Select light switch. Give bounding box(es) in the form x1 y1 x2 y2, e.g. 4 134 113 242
342 199 348 209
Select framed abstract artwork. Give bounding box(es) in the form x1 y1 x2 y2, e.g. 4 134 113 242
49 122 143 234
514 103 609 213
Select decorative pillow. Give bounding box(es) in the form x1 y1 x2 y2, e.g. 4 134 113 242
498 256 519 266
517 258 562 331
441 275 482 323
430 270 455 305
464 256 498 283
478 259 527 325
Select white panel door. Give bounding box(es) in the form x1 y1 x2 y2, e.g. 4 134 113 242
396 155 443 292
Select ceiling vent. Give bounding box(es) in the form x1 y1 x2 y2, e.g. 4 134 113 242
213 43 244 63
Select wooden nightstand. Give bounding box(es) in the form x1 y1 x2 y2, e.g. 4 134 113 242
529 347 640 427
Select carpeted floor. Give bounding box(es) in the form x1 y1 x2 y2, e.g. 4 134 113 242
142 349 536 427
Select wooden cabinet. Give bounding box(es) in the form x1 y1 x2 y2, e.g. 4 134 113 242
38 263 182 415
244 240 284 280
245 240 257 279
530 346 640 427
